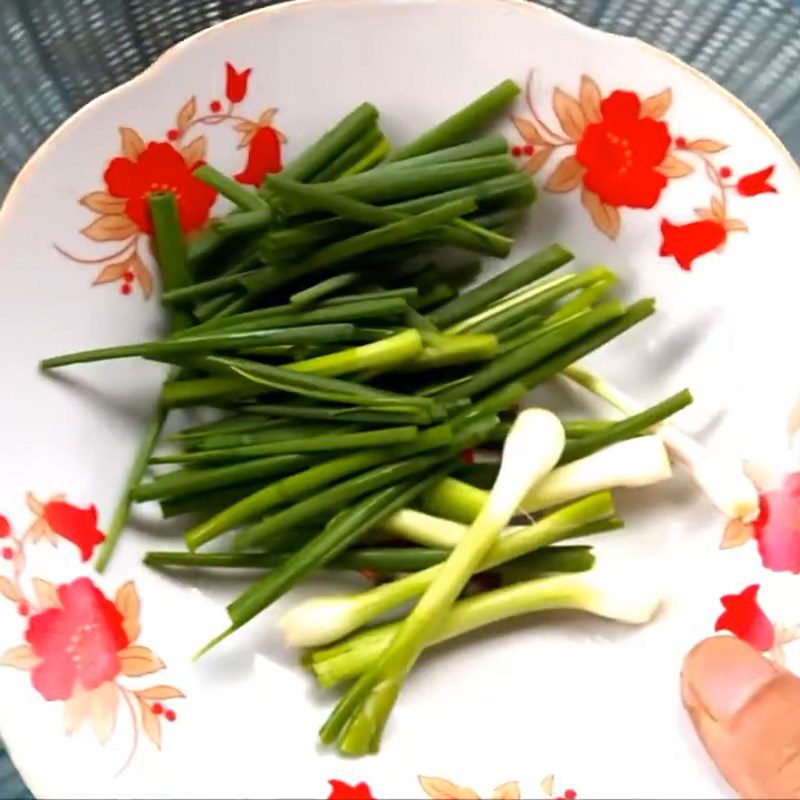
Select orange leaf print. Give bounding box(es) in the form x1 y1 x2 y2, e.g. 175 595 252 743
523 146 553 175
541 775 555 797
710 196 725 220
581 187 621 240
258 108 278 127
639 88 672 119
64 688 92 734
115 581 141 643
32 578 60 610
545 155 584 192
234 119 262 148
693 207 716 221
1 644 39 670
176 96 197 134
788 400 800 437
181 135 207 167
492 781 521 800
552 88 586 140
118 645 165 677
511 116 548 146
0 577 22 603
724 218 748 233
721 519 755 549
687 138 727 154
25 492 44 516
89 681 119 744
79 191 126 215
655 154 693 178
578 75 602 123
236 130 258 150
130 252 154 299
418 776 479 799
135 685 185 701
82 214 138 242
118 126 145 159
93 260 132 286
138 696 162 749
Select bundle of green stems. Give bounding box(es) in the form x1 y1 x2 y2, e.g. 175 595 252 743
40 77 691 755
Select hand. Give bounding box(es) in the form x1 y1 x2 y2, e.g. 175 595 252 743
682 636 800 799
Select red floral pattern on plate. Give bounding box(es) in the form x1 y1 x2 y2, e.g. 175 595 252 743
0 494 183 773
720 471 800 574
511 71 777 268
715 584 775 651
325 774 576 799
56 62 285 297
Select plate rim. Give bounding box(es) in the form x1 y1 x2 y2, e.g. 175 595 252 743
0 0 798 796
0 0 797 237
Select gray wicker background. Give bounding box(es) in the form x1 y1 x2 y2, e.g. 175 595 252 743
0 1 798 797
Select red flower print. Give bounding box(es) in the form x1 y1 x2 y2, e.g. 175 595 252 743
575 91 671 208
715 584 775 651
328 780 375 800
0 515 9 538
752 472 800 573
235 125 283 186
225 63 252 104
659 218 727 271
42 500 105 562
736 165 777 197
104 141 217 234
25 578 129 701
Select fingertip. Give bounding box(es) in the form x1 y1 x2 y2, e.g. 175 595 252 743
682 635 781 723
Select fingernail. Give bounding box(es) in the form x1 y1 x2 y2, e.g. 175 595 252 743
682 636 782 723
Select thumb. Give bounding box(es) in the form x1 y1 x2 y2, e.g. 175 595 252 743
682 636 800 799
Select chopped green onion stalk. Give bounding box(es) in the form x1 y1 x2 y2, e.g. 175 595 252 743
564 365 759 521
317 408 566 753
306 557 662 687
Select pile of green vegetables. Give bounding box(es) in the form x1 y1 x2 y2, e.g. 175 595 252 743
42 78 696 755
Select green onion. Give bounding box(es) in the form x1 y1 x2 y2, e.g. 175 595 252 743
198 355 439 411
516 299 656 391
343 136 390 174
266 174 511 258
240 402 434 426
559 389 693 464
95 404 167 572
280 103 379 183
215 208 273 236
286 493 615 650
383 135 510 169
287 330 423 376
239 198 478 296
39 324 360 368
231 447 460 552
183 422 454 551
306 554 663 689
546 276 617 323
95 191 189 572
386 79 520 162
194 164 270 212
153 425 420 465
312 127 385 182
133 453 316 502
427 244 573 328
436 301 624 402
318 408 565 753
290 273 360 307
198 471 451 658
145 544 595 575
312 156 515 206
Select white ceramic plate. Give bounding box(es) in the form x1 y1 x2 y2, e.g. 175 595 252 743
1 1 799 797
